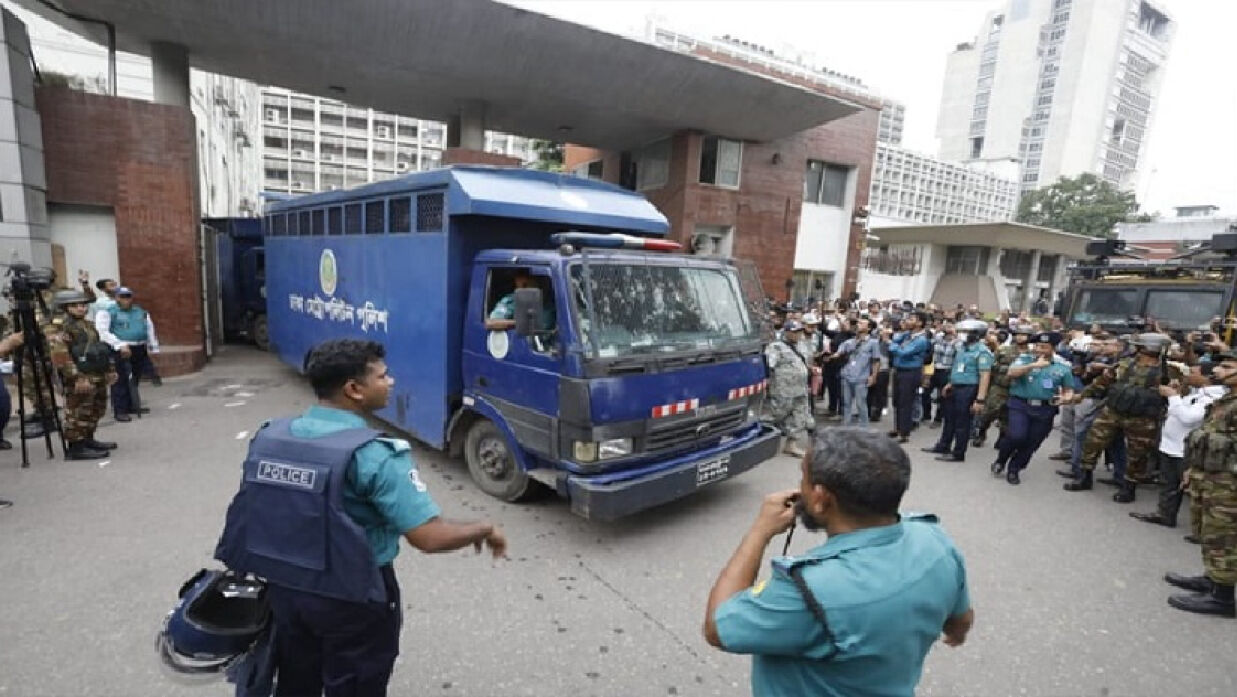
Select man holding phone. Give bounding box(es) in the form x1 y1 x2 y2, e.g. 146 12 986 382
703 428 973 696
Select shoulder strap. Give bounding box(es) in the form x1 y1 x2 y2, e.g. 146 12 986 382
786 564 837 659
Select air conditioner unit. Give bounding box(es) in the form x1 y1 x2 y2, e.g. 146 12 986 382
376 126 391 138
396 161 410 172
265 108 280 121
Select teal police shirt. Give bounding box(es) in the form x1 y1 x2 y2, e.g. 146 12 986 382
949 341 993 386
1009 354 1073 401
489 293 556 329
289 406 441 565
714 515 970 697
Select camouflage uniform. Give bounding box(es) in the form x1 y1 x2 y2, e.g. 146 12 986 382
47 315 113 445
20 313 62 422
765 339 812 451
1077 357 1163 484
973 343 1024 445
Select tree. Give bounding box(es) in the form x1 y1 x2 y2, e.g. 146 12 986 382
530 140 564 172
1015 173 1151 238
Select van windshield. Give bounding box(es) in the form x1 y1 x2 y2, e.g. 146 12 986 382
569 261 757 358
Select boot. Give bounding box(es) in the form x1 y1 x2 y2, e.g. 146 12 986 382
782 439 805 458
65 441 110 461
1112 482 1136 503
86 438 118 451
1164 572 1212 593
1063 470 1093 492
1168 583 1236 617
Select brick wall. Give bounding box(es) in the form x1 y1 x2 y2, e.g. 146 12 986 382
442 148 522 167
37 87 205 375
562 104 879 301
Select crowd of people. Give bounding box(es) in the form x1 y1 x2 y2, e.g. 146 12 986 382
762 296 1237 618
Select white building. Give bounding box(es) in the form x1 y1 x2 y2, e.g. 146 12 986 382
878 100 905 145
936 0 1174 193
259 88 536 198
1117 211 1237 261
869 142 1020 226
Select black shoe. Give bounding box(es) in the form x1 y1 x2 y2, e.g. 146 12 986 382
1055 469 1078 479
0 439 10 450
86 439 117 451
887 430 900 438
1064 471 1093 491
151 376 163 386
972 436 985 448
1097 476 1123 487
1113 483 1136 504
130 407 151 415
921 446 948 454
1185 534 1202 544
1006 469 1021 485
114 414 132 423
929 421 942 429
0 499 11 509
1130 512 1175 527
1048 451 1071 461
1168 585 1236 618
1164 573 1213 593
936 454 965 462
990 460 1006 476
65 443 110 461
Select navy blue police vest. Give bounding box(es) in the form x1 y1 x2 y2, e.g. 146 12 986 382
215 418 387 603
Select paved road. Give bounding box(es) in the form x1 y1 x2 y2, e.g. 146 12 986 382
1 347 1234 696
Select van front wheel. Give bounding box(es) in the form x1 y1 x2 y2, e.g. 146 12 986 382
464 420 533 502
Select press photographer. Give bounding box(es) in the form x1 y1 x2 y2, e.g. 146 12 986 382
703 428 973 696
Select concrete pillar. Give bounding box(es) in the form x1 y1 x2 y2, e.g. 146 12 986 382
1026 249 1042 314
151 42 190 108
447 100 486 151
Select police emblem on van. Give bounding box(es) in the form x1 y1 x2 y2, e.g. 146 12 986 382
256 461 317 489
319 249 338 296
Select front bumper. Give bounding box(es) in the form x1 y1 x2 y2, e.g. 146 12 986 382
563 424 780 521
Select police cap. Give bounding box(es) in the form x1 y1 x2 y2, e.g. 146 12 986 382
52 289 90 306
783 319 804 333
1033 331 1062 346
956 319 988 333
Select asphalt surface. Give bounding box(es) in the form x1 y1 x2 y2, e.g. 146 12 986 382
1 347 1234 697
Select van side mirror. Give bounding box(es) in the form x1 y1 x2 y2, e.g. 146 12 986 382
513 287 543 336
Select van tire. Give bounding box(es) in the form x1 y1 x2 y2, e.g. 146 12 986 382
464 420 533 502
251 315 269 351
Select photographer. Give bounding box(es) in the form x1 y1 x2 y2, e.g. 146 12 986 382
703 428 973 696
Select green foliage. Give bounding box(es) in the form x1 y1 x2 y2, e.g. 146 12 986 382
530 140 564 172
1015 173 1149 237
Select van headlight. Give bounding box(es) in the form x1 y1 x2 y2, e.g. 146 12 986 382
573 441 598 463
598 438 633 460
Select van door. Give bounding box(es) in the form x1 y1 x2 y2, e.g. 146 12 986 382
462 264 563 459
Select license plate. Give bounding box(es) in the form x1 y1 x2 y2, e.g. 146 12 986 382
696 456 731 487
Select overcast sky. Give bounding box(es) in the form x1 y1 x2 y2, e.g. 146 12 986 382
509 0 1236 216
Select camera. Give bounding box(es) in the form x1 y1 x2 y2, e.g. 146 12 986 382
6 262 55 303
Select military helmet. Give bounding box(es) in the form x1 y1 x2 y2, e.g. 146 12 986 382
52 289 90 306
782 319 804 333
956 319 988 334
1131 332 1172 354
1011 323 1035 335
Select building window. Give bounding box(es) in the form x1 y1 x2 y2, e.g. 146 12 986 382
634 138 671 191
804 161 850 207
690 224 734 257
1038 254 1059 282
945 246 990 275
699 136 742 188
970 137 984 159
573 159 604 180
1000 249 1034 279
1111 118 1126 143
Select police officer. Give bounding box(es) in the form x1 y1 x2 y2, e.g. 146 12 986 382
96 286 159 422
992 332 1074 485
923 319 992 462
1163 349 1237 617
888 311 930 443
973 323 1033 447
1064 332 1170 502
216 339 508 695
766 320 813 457
47 290 117 460
703 428 973 695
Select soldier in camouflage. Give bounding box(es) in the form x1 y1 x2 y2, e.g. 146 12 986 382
1064 332 1170 503
972 324 1033 448
765 319 813 458
46 290 118 460
1163 349 1237 618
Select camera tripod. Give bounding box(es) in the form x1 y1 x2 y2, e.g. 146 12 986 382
9 289 66 468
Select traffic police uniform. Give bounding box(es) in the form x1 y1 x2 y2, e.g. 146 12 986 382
713 514 971 697
993 333 1073 485
98 289 159 419
1165 353 1237 617
925 321 992 461
217 405 440 695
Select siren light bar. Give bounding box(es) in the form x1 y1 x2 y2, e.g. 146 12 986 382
550 232 682 252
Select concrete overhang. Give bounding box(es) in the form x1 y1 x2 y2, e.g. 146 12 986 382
18 0 863 151
870 221 1092 258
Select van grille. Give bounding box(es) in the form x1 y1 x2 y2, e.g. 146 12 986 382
645 405 747 452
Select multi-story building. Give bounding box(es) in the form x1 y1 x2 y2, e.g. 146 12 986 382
878 100 905 145
937 0 1173 192
869 143 1020 226
259 87 536 197
1117 208 1237 260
